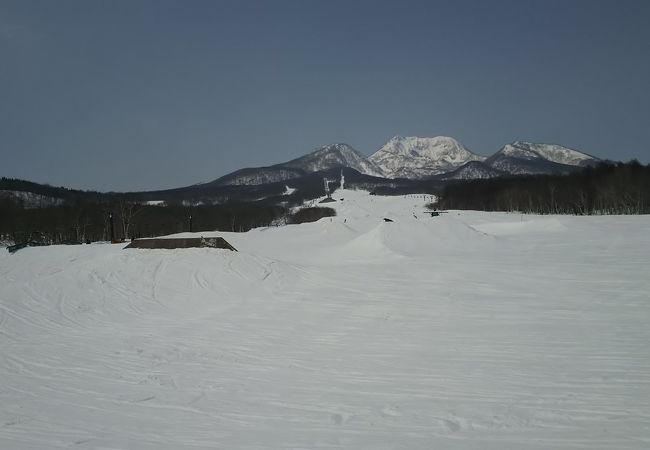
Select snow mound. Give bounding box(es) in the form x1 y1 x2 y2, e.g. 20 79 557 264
339 214 491 259
473 217 568 236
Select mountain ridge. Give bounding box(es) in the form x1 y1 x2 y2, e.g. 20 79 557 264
1 136 601 202
210 143 385 186
485 141 598 175
207 136 597 186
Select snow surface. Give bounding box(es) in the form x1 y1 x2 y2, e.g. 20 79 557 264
1 189 649 449
283 185 297 195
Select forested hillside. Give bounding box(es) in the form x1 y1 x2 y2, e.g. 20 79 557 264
3 162 648 247
436 161 650 214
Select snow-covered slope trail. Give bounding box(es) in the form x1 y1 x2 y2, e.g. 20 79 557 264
1 189 649 449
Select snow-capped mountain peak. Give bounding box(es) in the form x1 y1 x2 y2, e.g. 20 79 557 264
210 136 599 187
283 143 385 177
485 141 598 175
369 135 485 179
212 143 384 186
504 141 596 166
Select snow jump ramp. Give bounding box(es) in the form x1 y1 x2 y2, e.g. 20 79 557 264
124 237 237 251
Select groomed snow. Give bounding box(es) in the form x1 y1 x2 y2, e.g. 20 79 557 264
1 190 649 449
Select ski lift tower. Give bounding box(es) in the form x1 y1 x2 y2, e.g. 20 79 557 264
320 177 338 203
323 177 333 199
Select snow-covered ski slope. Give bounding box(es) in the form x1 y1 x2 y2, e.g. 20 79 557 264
1 189 649 449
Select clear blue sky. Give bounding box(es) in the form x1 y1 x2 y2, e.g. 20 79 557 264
1 0 649 191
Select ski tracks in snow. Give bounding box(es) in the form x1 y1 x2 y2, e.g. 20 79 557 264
1 193 650 449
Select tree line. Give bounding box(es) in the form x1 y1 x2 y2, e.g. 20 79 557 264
436 161 650 215
4 161 648 246
0 198 290 245
0 197 343 246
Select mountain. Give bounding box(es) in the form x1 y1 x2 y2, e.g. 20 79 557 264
210 137 598 187
212 143 384 186
485 141 598 175
2 138 604 207
499 141 596 166
436 161 508 180
282 143 385 177
209 167 307 186
369 136 485 179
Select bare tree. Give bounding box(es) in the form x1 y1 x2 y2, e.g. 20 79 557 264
119 201 144 241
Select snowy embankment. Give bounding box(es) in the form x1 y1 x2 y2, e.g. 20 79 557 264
1 190 649 449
